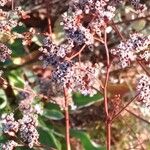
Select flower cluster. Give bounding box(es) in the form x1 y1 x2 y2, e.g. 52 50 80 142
130 0 147 14
0 0 11 6
62 0 116 45
1 113 39 148
39 37 74 68
1 113 19 137
1 140 18 150
0 5 27 34
18 114 39 148
136 74 150 108
0 9 19 33
39 35 102 96
22 28 36 46
0 43 12 62
111 33 150 68
52 61 101 96
1 84 42 149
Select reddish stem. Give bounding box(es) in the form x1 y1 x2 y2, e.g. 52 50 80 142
66 44 86 61
45 0 52 35
12 0 14 10
104 30 111 150
63 87 71 150
137 60 150 76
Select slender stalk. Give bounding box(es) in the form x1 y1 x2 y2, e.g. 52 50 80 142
137 60 150 76
45 0 52 35
111 20 126 41
125 109 150 125
104 31 110 66
111 15 150 25
104 30 111 150
66 44 86 61
12 0 14 10
63 87 71 150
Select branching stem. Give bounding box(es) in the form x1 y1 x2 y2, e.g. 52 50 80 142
63 87 71 150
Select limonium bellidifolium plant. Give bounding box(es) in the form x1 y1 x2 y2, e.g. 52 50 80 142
0 0 149 150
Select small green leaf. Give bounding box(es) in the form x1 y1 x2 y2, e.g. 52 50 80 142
8 69 24 88
71 130 105 150
9 39 25 57
73 93 103 108
43 109 64 120
131 20 146 31
12 24 27 33
0 89 7 109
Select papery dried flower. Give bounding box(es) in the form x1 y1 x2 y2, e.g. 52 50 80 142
18 114 39 148
111 33 150 68
0 0 11 6
1 113 19 136
1 140 18 150
0 43 11 62
0 7 24 33
34 104 43 115
130 0 147 14
0 19 18 33
139 50 150 62
136 74 150 107
22 28 35 45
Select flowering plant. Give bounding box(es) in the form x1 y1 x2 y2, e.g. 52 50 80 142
0 0 149 150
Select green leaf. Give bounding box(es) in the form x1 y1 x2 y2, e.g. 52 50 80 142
131 20 146 31
9 39 25 57
12 24 27 33
73 93 103 108
71 130 105 150
16 147 33 150
0 135 7 144
45 103 61 110
38 118 62 150
43 109 64 120
0 89 7 109
8 69 24 88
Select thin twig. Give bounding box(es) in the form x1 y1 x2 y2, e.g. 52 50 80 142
111 20 126 41
111 15 150 25
66 44 86 61
137 60 150 76
125 109 150 125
